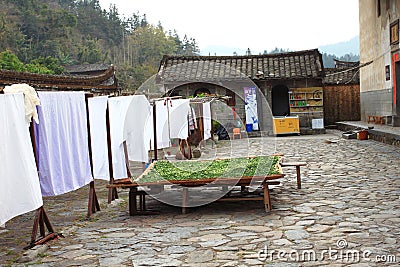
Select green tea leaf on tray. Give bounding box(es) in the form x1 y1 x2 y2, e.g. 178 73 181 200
136 156 280 183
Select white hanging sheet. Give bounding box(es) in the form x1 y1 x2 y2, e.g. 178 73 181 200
123 95 152 163
0 93 43 226
203 101 212 140
150 100 170 149
108 96 134 178
35 92 93 196
169 99 190 140
88 96 110 180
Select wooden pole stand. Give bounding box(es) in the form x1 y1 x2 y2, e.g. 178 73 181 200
87 181 101 218
28 123 60 249
26 206 60 249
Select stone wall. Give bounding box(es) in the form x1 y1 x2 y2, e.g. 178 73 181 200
360 89 393 120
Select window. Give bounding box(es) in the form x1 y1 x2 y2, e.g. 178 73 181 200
386 65 391 81
390 20 399 45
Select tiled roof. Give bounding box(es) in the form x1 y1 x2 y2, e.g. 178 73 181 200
0 65 118 92
64 63 111 74
157 49 324 83
333 59 359 69
323 67 360 85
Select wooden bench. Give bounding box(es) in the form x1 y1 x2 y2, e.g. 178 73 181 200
368 115 385 124
280 162 306 189
107 179 158 216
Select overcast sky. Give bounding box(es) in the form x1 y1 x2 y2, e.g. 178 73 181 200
99 0 359 55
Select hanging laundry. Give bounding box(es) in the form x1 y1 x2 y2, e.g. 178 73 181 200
123 95 152 163
203 101 212 140
188 106 197 132
88 96 110 180
3 83 40 124
169 99 190 140
0 93 43 226
108 96 134 179
150 100 170 150
35 92 93 196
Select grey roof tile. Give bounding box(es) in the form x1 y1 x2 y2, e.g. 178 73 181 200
157 49 324 82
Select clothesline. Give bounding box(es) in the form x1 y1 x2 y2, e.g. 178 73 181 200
0 88 216 227
149 95 182 103
189 95 230 104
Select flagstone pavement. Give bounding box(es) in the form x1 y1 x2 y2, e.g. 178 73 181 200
1 130 399 266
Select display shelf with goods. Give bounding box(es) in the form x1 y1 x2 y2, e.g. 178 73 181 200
289 87 323 114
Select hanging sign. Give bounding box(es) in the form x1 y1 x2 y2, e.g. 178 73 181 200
244 86 259 130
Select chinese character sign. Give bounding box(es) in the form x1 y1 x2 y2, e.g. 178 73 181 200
244 86 259 130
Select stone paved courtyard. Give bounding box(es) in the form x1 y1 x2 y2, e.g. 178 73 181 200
1 130 399 266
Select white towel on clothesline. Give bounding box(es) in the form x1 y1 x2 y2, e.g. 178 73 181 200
35 92 93 196
0 93 43 226
88 96 110 180
123 95 152 163
108 96 134 179
150 100 171 149
169 99 190 140
203 101 212 140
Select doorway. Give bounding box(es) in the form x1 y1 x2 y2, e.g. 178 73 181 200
272 85 290 116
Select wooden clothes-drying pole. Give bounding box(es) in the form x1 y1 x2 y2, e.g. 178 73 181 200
105 96 158 215
152 102 158 161
26 92 101 248
84 94 101 217
150 96 182 161
189 98 217 139
105 96 132 203
105 102 118 203
27 122 60 249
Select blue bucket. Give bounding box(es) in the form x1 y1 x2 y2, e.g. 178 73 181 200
246 124 253 132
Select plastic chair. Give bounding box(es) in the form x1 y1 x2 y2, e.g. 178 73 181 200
232 128 242 139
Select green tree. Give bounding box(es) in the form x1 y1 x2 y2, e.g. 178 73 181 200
0 0 200 91
0 50 25 71
77 39 105 64
29 56 64 74
127 25 177 66
0 50 59 74
0 6 25 53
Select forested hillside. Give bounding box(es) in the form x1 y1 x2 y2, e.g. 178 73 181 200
0 0 359 92
0 0 199 91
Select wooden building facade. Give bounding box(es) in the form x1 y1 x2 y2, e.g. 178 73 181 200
323 60 361 126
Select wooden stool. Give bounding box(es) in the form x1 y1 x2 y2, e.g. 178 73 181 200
232 128 242 139
280 162 306 189
367 116 374 124
373 116 385 124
